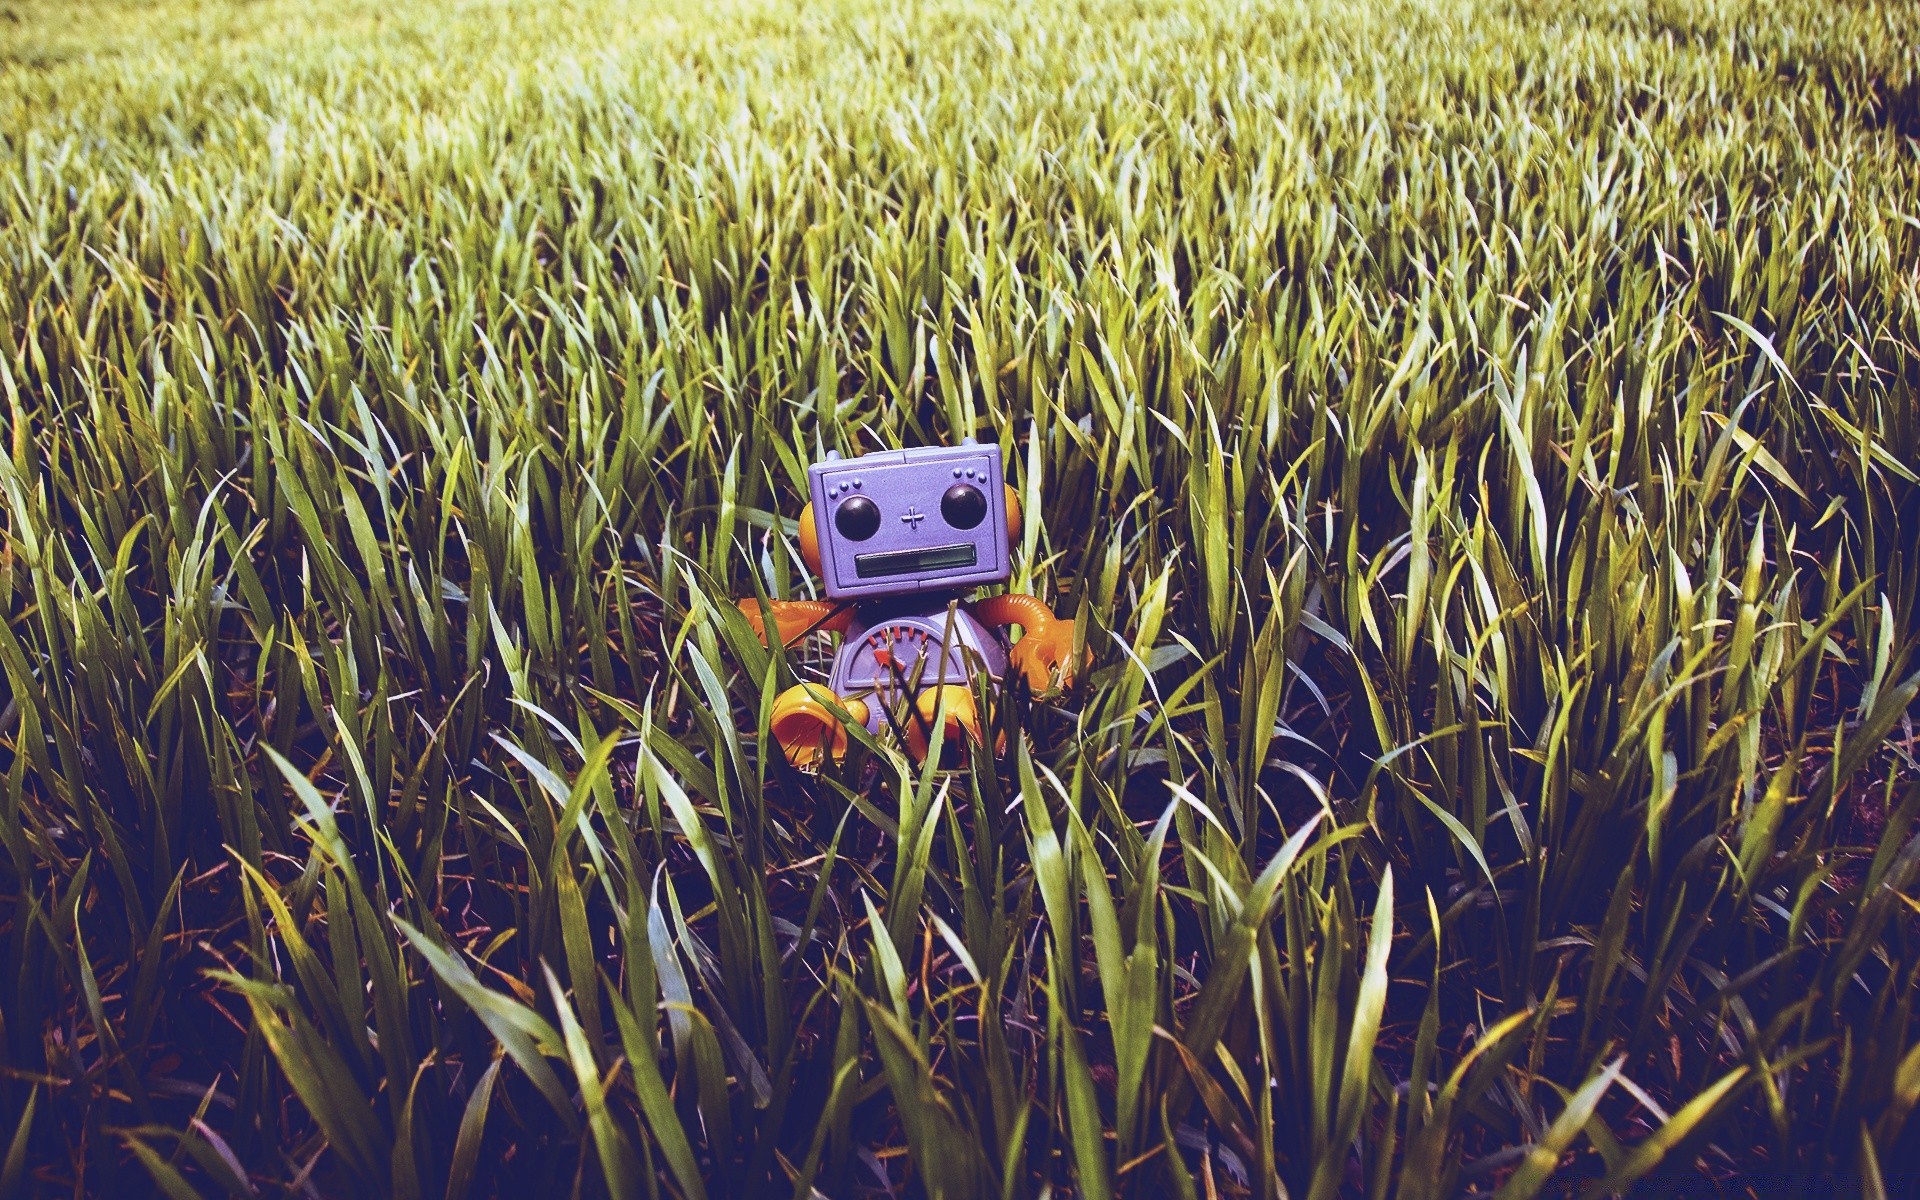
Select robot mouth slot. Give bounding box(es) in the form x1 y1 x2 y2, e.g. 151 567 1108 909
853 543 979 578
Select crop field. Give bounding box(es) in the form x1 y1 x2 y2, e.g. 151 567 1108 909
1 0 1918 1195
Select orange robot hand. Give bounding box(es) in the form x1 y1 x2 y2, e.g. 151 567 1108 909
970 593 1088 693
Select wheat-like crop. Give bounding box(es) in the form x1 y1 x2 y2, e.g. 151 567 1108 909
1 0 1917 1194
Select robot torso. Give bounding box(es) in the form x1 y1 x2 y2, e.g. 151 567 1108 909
828 601 1007 735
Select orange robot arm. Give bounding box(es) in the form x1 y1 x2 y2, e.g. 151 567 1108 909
970 593 1086 692
970 593 1058 634
737 598 853 648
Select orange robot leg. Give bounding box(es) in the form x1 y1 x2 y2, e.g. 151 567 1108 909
769 683 869 770
903 685 991 765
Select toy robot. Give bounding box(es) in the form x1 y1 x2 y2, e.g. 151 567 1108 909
737 442 1084 768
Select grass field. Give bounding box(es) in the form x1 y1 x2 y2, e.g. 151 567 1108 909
2 0 1919 1195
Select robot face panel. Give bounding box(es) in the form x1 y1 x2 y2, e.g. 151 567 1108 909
809 444 1012 600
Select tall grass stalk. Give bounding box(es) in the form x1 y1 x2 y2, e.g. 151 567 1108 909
1 0 1918 1194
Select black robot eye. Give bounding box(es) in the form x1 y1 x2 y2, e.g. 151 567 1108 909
834 495 881 540
941 483 988 529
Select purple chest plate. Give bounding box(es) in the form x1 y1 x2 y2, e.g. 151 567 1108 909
829 604 1007 733
809 443 1012 601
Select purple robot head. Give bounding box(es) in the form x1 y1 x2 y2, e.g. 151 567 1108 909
806 443 1019 600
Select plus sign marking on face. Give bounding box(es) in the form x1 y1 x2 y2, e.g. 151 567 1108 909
900 506 926 528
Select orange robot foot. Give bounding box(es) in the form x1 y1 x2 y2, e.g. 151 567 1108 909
769 684 869 770
903 685 993 766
